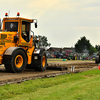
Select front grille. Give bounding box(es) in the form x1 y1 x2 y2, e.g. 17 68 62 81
1 34 7 39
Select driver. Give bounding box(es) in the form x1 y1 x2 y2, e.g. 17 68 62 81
22 32 28 42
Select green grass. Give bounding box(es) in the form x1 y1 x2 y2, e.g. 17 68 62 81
0 69 100 100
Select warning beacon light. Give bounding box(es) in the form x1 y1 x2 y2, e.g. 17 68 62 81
17 12 20 17
5 13 8 17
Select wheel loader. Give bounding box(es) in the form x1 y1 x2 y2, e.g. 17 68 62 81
0 12 47 73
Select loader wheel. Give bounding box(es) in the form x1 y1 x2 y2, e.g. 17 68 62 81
5 50 27 73
34 51 47 71
95 56 100 64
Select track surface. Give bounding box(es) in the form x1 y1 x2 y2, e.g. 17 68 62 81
0 61 98 85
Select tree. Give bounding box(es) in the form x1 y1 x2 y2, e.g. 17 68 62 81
95 45 100 51
75 36 97 55
34 35 51 48
89 45 97 55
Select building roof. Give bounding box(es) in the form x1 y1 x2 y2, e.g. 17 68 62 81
48 47 75 53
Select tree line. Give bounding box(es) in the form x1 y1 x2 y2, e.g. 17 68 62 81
35 35 98 55
75 36 98 55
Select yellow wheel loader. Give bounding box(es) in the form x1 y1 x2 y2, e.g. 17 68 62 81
0 12 47 73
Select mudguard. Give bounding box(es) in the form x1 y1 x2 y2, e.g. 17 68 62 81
34 48 45 56
32 48 45 63
2 47 27 64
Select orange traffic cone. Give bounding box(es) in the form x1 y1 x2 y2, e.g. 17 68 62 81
98 64 100 70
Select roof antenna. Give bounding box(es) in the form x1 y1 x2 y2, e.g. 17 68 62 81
8 10 10 17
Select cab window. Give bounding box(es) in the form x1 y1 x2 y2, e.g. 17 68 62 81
22 21 30 42
5 22 18 32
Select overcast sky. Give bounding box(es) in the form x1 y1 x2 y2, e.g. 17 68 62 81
0 0 100 47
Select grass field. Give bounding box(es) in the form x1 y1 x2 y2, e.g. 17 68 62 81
0 69 100 100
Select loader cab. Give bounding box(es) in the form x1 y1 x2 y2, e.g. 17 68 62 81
2 18 31 43
2 12 37 46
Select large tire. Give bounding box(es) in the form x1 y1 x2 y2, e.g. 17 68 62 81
5 50 27 73
34 51 47 71
95 56 100 64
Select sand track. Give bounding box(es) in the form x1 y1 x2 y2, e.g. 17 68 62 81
0 61 98 85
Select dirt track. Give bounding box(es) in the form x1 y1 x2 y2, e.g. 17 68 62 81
0 60 98 85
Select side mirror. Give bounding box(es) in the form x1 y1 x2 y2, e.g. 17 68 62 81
35 23 37 28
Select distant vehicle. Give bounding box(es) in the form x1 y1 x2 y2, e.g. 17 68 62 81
65 50 72 58
46 51 51 58
54 51 63 58
62 50 75 60
92 53 97 58
50 53 56 58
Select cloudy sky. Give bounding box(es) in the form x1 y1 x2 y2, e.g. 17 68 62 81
0 0 100 47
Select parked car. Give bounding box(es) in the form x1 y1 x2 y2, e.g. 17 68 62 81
54 51 63 58
46 51 51 58
50 52 56 58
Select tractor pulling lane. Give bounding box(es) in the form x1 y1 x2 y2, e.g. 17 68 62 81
0 61 98 85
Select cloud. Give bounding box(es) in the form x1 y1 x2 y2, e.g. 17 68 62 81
25 0 60 18
0 0 100 47
27 0 59 9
